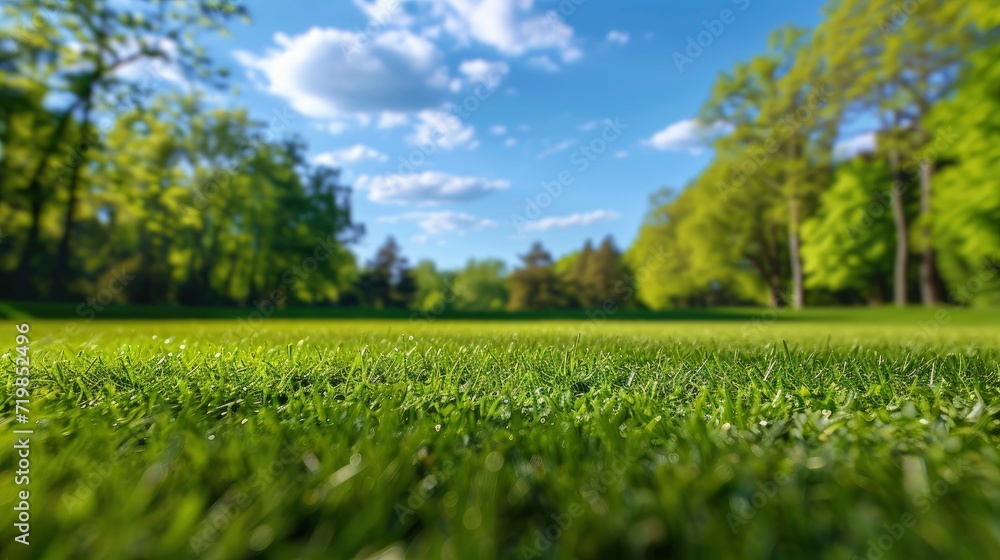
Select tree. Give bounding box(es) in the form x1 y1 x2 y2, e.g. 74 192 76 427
588 236 628 307
4 0 247 299
702 26 838 309
801 158 896 303
928 2 1000 305
564 240 596 307
411 260 453 312
358 237 414 309
627 189 697 310
0 86 362 305
818 0 986 305
506 242 564 311
452 259 507 311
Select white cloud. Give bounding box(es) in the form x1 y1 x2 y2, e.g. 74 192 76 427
526 55 559 72
490 125 508 135
606 30 629 45
325 121 351 135
536 139 576 160
313 144 389 167
578 120 600 132
614 150 629 159
642 119 730 155
426 0 580 62
356 171 509 205
458 58 509 85
834 132 877 159
520 210 621 232
376 112 410 129
233 1 583 124
409 109 478 150
378 210 496 242
112 37 187 87
505 137 518 147
352 0 413 27
234 27 451 119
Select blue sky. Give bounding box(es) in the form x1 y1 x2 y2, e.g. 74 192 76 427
198 0 829 269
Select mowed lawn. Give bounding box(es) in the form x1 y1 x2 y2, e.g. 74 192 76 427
2 315 1000 559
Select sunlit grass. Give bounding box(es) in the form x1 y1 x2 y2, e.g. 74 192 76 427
2 318 1000 559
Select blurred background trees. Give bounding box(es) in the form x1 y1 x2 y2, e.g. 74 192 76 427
628 0 999 309
0 0 996 311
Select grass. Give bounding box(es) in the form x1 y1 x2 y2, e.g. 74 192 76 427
2 316 1000 559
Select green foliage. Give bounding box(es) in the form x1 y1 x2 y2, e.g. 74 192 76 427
801 159 895 297
506 242 566 311
562 237 628 309
928 3 1000 305
632 0 996 309
452 259 508 312
356 237 416 309
626 190 700 310
0 1 362 307
411 260 452 312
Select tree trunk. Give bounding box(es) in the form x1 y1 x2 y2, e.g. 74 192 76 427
223 251 239 298
752 231 782 309
767 276 781 309
788 196 804 310
246 229 261 304
0 123 13 206
917 161 946 305
868 273 888 306
12 107 78 298
51 101 94 301
888 150 909 306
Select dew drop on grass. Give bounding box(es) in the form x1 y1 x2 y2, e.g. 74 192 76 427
248 525 274 552
463 506 483 530
421 475 437 491
805 456 827 469
485 452 504 472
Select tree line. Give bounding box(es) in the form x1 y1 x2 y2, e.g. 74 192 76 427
628 0 999 308
348 236 631 314
0 1 366 306
1 0 996 312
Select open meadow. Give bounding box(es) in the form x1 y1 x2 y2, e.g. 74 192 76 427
2 312 1000 559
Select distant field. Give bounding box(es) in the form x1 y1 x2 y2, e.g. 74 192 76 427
2 318 1000 559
